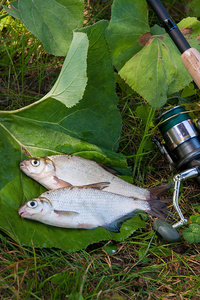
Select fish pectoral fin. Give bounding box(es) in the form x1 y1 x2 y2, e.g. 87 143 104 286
53 176 72 188
79 182 110 190
54 210 79 216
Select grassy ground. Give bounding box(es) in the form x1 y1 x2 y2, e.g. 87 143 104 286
1 0 200 299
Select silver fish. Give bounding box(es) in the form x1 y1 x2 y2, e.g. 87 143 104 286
20 155 168 200
18 183 168 232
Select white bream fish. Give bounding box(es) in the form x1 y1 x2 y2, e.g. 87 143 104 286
18 183 168 232
20 155 168 200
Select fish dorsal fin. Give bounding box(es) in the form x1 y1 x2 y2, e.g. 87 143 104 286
98 163 120 175
77 182 110 190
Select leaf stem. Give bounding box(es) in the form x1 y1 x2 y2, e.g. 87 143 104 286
0 95 49 115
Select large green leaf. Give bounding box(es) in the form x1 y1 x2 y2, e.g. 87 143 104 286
106 0 200 108
12 21 122 151
119 27 191 108
3 0 84 56
0 21 145 252
41 31 88 107
105 0 149 70
0 109 144 252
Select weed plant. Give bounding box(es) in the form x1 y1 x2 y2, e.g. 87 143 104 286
1 1 200 299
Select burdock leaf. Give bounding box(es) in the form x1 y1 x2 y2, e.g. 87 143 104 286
0 116 143 252
0 115 127 252
105 0 149 70
42 32 88 107
0 21 145 252
3 0 84 56
119 32 191 108
106 0 200 108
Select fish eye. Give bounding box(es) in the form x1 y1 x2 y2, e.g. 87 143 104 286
27 200 38 208
31 159 40 167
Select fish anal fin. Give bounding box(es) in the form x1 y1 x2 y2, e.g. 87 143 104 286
103 212 137 233
53 176 72 188
54 210 79 216
103 222 121 233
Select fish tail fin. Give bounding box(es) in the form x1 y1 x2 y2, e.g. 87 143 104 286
147 183 173 220
147 198 171 220
148 183 173 198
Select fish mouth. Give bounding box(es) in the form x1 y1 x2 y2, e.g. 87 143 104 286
20 161 25 169
18 210 24 217
20 161 28 172
19 211 25 217
18 207 28 218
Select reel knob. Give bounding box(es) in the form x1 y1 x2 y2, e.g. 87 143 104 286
153 219 181 243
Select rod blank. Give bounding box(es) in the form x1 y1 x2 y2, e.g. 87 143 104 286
147 0 200 89
147 0 190 53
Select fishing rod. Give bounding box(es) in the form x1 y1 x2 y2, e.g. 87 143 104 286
146 0 200 242
147 0 200 89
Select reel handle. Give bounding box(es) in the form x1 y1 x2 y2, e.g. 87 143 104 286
153 166 200 243
172 167 200 228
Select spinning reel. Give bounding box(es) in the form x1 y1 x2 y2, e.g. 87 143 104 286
146 0 200 242
153 106 200 242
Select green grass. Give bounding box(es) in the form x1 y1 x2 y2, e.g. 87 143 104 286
0 14 64 110
1 1 200 299
1 230 200 299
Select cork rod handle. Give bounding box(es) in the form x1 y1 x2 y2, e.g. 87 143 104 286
181 48 200 89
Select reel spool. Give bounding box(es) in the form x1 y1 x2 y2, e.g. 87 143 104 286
157 105 200 179
153 105 200 242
